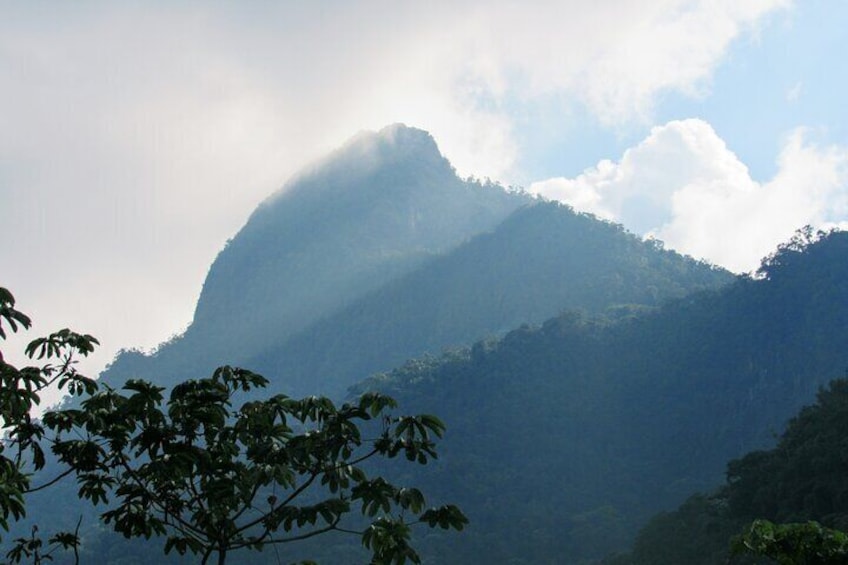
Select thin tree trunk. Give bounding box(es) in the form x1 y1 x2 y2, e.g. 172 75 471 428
217 543 227 565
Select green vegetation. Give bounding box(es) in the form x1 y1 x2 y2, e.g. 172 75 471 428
0 288 99 561
733 520 848 564
1 288 465 564
6 124 847 564
45 369 466 564
350 229 848 563
10 225 848 564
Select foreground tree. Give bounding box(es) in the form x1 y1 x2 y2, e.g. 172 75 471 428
44 366 467 564
0 287 99 561
2 287 465 563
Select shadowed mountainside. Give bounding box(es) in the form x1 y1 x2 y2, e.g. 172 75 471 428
248 200 730 397
617 376 848 565
349 230 848 563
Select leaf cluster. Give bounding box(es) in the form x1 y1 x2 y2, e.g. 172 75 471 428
43 366 466 564
0 288 98 532
732 519 848 564
0 288 100 563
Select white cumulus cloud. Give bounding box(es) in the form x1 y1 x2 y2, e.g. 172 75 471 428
529 119 848 273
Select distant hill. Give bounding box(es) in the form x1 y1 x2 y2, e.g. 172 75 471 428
249 200 731 397
353 229 848 564
101 124 730 399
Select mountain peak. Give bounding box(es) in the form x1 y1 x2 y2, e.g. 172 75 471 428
162 123 526 378
338 123 448 170
346 123 438 151
290 124 451 189
370 123 440 155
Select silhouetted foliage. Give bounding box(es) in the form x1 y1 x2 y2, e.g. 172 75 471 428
0 287 98 562
44 367 466 564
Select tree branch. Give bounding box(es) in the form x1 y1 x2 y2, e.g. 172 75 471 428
24 466 74 493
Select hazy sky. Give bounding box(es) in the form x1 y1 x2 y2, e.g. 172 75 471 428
3 1 847 384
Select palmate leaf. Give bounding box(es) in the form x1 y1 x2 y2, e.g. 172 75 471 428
25 330 99 360
362 517 420 565
0 286 101 559
419 505 468 531
0 288 32 340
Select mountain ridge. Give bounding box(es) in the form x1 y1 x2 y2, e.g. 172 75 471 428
353 229 848 563
102 124 730 398
247 200 730 398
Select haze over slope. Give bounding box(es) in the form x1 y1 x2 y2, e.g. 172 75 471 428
103 124 528 386
28 123 735 563
249 200 730 397
102 125 731 398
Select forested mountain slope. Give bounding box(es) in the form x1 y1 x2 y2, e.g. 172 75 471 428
619 377 848 565
19 231 842 564
101 124 730 399
101 124 529 386
354 230 848 564
248 200 730 397
42 123 739 561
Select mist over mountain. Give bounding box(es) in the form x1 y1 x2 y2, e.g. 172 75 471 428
102 124 729 398
102 124 529 386
249 200 730 397
354 230 848 563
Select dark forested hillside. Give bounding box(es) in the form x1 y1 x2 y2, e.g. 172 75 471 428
619 377 848 565
36 120 846 564
29 124 739 562
352 230 848 564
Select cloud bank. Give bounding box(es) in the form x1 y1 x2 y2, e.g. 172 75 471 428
0 1 790 383
530 119 848 273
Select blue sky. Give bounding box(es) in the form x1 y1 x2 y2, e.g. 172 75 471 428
658 0 847 181
524 1 847 272
518 1 847 182
2 1 847 390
